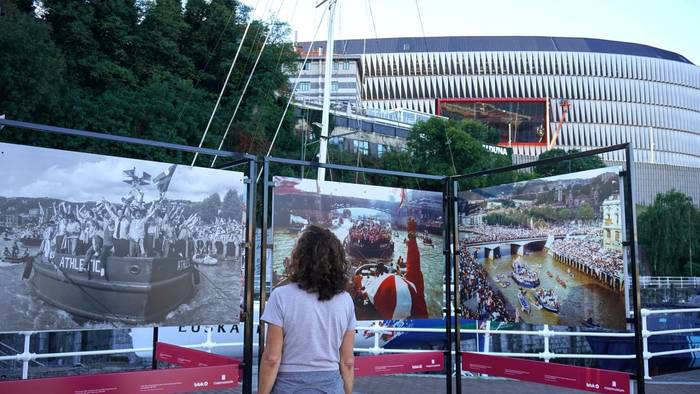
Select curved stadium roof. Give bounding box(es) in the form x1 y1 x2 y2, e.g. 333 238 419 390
298 36 692 64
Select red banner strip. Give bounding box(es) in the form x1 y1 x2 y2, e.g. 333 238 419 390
355 351 444 377
462 352 630 394
0 364 239 394
0 343 241 394
155 342 239 367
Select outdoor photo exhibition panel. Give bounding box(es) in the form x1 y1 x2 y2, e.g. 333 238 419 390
456 166 627 330
449 144 644 394
0 118 259 394
271 176 444 320
0 142 246 332
259 157 455 392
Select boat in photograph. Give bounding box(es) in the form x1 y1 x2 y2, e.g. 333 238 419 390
535 288 560 313
20 237 42 247
344 220 394 259
511 257 540 288
556 275 568 288
517 290 530 313
26 252 198 324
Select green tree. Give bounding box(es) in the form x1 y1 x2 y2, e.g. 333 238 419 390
534 149 605 177
197 193 222 223
220 189 244 220
577 203 596 221
0 3 66 125
637 190 700 276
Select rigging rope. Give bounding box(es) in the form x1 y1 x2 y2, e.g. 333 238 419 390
255 5 329 182
190 0 263 166
210 0 285 167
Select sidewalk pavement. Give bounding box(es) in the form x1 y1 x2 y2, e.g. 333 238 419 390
209 368 700 394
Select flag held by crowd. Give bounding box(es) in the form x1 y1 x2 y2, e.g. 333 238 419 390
153 164 177 194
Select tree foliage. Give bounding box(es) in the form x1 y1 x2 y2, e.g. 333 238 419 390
0 0 299 166
534 148 606 177
637 190 700 276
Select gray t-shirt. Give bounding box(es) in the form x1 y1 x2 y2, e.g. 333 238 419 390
261 282 356 372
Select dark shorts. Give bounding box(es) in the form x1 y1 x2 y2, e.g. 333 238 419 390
272 370 343 394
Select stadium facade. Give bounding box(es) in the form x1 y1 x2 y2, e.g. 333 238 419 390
295 36 700 205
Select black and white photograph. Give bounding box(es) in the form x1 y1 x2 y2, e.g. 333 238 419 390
0 142 246 332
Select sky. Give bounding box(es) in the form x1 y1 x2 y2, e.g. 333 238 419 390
241 0 700 64
0 143 245 203
275 175 401 201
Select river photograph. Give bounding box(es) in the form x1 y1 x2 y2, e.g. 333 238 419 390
271 176 444 321
457 167 627 330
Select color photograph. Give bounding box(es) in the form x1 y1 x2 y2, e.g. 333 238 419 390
271 176 444 320
458 167 626 329
0 143 245 332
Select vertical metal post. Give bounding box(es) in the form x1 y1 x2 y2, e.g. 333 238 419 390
623 145 645 394
443 178 454 394
317 0 337 182
21 332 31 379
259 159 271 362
542 325 551 362
451 180 462 394
242 159 258 394
641 309 650 380
483 321 491 354
151 327 159 370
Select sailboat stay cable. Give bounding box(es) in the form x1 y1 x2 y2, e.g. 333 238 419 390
210 0 286 167
255 6 329 182
190 0 263 166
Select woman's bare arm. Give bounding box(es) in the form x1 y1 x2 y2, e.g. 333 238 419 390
339 329 355 394
258 324 283 394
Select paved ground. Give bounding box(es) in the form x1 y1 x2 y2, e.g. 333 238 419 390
200 369 700 393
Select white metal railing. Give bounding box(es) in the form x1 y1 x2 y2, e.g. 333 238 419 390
639 276 700 288
2 309 700 381
0 324 259 380
641 307 700 379
355 308 700 380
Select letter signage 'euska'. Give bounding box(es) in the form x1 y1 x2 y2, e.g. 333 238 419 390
0 142 245 331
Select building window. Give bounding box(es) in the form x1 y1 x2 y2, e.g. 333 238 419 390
302 62 310 70
331 81 339 91
353 140 369 155
333 61 339 70
343 61 350 70
377 144 386 157
330 136 345 146
299 82 311 92
403 43 410 51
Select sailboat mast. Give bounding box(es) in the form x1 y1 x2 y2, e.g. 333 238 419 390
317 0 337 182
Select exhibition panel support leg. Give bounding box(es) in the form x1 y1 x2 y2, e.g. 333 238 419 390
450 180 462 394
259 159 272 361
623 146 645 394
243 159 258 394
151 327 159 370
443 179 453 394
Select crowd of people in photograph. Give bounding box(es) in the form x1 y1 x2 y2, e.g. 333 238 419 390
3 194 243 267
347 219 393 246
464 224 593 243
550 235 624 279
458 241 513 321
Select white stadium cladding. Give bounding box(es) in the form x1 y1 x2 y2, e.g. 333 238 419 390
297 36 700 205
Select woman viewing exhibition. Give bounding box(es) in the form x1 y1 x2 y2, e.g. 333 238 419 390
259 225 356 394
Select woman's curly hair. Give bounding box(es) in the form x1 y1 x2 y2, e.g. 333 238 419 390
287 224 350 301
